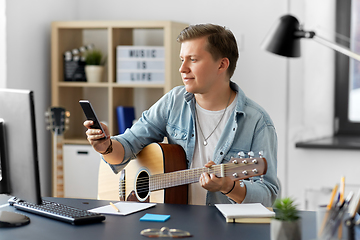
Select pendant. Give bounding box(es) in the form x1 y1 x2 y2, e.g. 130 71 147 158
203 140 208 146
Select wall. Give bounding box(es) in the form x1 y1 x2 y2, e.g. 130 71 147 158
5 0 79 196
288 0 360 210
0 0 5 88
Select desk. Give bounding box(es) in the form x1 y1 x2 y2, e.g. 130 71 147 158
0 194 317 240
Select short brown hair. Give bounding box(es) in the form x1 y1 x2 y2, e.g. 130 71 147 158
177 24 239 78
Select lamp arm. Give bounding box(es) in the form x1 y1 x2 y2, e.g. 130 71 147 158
312 35 360 62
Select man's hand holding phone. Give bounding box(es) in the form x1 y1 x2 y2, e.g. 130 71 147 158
80 100 111 154
83 120 111 154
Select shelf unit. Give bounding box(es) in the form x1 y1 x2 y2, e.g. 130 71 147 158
51 21 188 144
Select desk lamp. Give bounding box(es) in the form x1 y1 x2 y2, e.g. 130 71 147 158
261 14 360 61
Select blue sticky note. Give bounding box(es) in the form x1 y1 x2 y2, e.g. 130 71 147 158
140 213 170 222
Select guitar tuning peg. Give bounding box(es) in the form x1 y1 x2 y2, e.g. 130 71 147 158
237 151 245 158
248 151 254 158
239 180 245 188
260 175 264 183
250 177 254 184
231 158 238 164
259 151 264 157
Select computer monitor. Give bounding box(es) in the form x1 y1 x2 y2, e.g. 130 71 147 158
0 88 42 205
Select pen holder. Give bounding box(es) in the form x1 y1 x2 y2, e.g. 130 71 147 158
316 205 345 240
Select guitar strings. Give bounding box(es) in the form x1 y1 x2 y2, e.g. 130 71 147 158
133 175 266 195
132 162 263 186
130 162 265 194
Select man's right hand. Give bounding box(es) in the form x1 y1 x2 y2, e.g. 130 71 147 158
83 120 111 154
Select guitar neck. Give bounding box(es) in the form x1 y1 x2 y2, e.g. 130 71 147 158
52 132 64 197
149 165 227 191
148 157 267 192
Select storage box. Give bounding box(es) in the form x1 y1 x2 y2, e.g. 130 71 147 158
63 144 100 199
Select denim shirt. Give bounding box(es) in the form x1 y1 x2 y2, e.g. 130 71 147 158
110 81 279 207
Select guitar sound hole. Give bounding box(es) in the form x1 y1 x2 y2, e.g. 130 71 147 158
136 170 149 200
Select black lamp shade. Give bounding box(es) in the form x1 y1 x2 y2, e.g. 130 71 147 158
262 15 302 58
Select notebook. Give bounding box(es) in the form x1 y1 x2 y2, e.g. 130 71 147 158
215 203 275 223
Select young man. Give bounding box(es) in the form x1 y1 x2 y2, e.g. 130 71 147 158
84 24 279 207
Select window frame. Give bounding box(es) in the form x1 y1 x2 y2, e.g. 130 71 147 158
335 0 360 135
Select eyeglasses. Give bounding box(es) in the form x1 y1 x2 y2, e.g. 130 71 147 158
140 226 192 238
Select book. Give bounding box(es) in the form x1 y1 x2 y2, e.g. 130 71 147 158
215 203 275 223
116 106 135 134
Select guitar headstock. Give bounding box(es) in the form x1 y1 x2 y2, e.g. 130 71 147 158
224 151 267 184
45 107 70 135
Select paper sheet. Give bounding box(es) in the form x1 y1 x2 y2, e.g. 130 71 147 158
89 202 156 216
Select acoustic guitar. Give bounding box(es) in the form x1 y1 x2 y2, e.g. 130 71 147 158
97 143 267 204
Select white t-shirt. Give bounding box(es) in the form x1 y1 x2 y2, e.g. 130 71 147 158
188 95 237 205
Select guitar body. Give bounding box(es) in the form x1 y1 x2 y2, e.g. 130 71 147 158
98 143 188 204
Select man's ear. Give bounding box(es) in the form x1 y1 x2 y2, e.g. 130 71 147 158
218 58 230 74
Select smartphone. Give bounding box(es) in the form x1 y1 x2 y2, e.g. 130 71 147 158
79 100 107 140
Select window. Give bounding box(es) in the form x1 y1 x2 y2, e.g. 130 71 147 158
295 0 360 149
335 0 360 135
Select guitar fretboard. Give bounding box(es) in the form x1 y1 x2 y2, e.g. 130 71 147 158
150 167 218 191
147 161 263 192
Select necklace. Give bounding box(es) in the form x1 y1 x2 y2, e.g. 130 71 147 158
195 91 232 146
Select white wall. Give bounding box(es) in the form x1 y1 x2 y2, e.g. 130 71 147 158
5 0 358 208
0 0 5 88
5 0 79 196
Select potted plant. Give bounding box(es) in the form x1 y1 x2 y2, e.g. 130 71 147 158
271 197 301 240
85 49 104 83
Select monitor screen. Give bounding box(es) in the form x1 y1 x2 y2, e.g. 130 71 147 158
0 89 42 205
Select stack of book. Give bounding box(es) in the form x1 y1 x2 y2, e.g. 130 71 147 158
116 46 165 83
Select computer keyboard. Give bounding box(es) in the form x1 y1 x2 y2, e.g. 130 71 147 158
8 197 106 225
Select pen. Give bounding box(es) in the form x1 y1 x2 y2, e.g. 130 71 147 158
340 176 345 204
110 202 120 213
338 176 345 239
327 184 339 210
319 184 339 237
349 189 360 219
